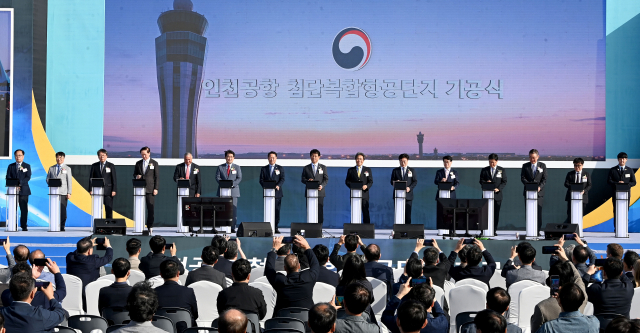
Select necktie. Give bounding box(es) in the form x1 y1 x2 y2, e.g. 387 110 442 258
357 166 361 177
621 166 624 174
576 172 580 183
313 164 316 175
144 160 148 173
17 163 20 172
532 164 536 177
100 163 104 173
491 167 495 178
227 165 231 177
57 165 61 176
186 165 190 180
270 165 274 177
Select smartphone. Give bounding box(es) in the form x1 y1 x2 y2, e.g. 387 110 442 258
542 246 559 255
563 234 576 241
35 281 50 288
95 238 105 245
423 239 434 246
595 258 607 267
550 275 560 295
228 238 237 242
463 238 475 245
165 244 173 250
335 296 344 307
349 232 358 236
410 277 428 287
283 237 294 244
33 258 48 266
0 239 6 246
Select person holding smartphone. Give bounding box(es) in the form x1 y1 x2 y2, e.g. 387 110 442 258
66 237 113 311
0 237 14 284
501 243 546 288
410 238 456 289
139 235 184 279
2 260 66 309
448 238 496 287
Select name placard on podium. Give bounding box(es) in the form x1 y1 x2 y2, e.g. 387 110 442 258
481 182 497 236
132 179 147 233
350 181 364 224
615 183 631 238
5 179 19 232
262 180 277 232
393 181 407 225
47 178 62 232
219 180 233 197
525 182 539 238
569 183 585 236
306 181 320 223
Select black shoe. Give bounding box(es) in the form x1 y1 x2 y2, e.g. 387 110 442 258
61 227 65 231
21 228 28 231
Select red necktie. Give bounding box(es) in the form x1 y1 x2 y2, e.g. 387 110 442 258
186 165 190 180
227 165 230 177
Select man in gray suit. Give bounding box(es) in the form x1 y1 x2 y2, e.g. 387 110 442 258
46 152 73 231
0 237 15 283
216 150 242 233
502 243 546 288
112 282 167 333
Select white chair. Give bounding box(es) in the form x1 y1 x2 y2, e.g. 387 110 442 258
189 280 223 327
313 282 336 304
98 274 116 282
455 279 489 292
443 280 455 312
518 285 550 332
179 270 189 285
249 281 277 325
448 285 487 333
148 275 165 288
432 285 445 309
489 270 506 290
226 277 233 287
630 287 640 318
250 266 265 282
541 270 549 280
393 268 404 282
254 276 269 284
128 270 146 285
85 279 113 316
366 277 388 316
507 280 540 324
584 301 594 315
61 274 84 316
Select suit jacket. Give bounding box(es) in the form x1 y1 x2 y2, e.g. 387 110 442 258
0 253 16 284
217 282 268 320
410 251 457 289
66 247 114 290
98 282 132 314
6 161 32 195
301 163 329 197
329 244 366 272
260 164 285 198
364 261 394 299
88 161 117 194
133 159 159 193
216 163 242 197
503 264 547 288
111 320 168 333
317 266 340 287
139 252 185 279
434 168 460 199
185 265 227 289
273 256 286 272
564 170 592 203
345 166 373 199
521 162 547 197
586 273 635 318
479 166 508 201
266 248 319 314
213 257 234 280
2 272 67 308
390 167 418 200
155 281 199 324
1 299 68 333
607 165 637 196
173 162 201 196
449 250 497 287
46 164 73 196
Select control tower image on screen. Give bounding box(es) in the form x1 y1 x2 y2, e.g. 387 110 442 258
155 0 208 158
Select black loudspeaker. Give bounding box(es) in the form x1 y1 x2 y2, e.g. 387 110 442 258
290 223 323 238
94 219 126 236
393 224 424 239
543 223 579 240
343 223 375 239
237 222 273 237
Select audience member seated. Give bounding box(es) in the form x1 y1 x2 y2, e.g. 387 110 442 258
449 238 496 287
474 309 507 333
549 235 596 282
155 260 198 330
273 243 291 272
66 236 113 310
139 235 184 279
13 244 30 264
381 277 448 333
535 282 598 333
502 244 546 288
29 249 56 287
605 317 640 333
623 250 639 280
395 299 427 333
309 303 337 333
266 235 319 314
211 236 234 279
0 237 15 284
225 238 246 262
330 234 366 272
313 244 340 287
531 245 587 333
364 243 394 299
217 259 267 320
393 258 424 296
455 244 472 269
586 257 634 320
126 238 142 272
218 308 248 333
410 238 455 289
337 256 376 323
461 287 522 333
513 242 543 270
112 281 167 333
185 246 227 288
335 283 381 333
0 273 68 332
607 243 623 260
2 260 66 308
98 257 132 314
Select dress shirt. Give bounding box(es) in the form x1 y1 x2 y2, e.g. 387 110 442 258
535 311 599 333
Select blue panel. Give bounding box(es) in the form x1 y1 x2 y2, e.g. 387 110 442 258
46 0 105 154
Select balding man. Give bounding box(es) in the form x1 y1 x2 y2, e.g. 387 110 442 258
29 250 56 287
266 235 319 314
218 309 248 333
364 243 393 300
13 245 29 264
173 152 201 197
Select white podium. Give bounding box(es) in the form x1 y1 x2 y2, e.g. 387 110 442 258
569 183 585 237
350 181 363 224
615 183 630 238
525 183 539 238
306 181 320 223
262 180 277 232
218 180 234 233
393 181 407 225
47 178 62 232
481 183 496 237
437 182 452 236
90 178 105 231
176 179 190 233
132 179 146 233
5 179 19 232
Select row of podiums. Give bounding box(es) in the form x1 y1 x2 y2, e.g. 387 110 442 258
3 178 632 238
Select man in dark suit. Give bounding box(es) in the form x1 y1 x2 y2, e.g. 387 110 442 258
139 235 185 279
329 234 366 272
88 149 117 219
5 149 31 231
301 149 329 223
449 238 496 287
260 151 286 233
133 146 159 234
266 235 319 314
185 246 227 288
211 236 234 279
608 152 637 233
411 239 456 289
363 243 394 299
312 244 339 287
217 259 268 320
1 273 68 333
623 250 639 280
345 152 374 224
98 257 132 314
2 261 67 308
520 149 547 233
586 258 635 322
435 155 460 230
66 236 113 310
173 152 201 196
479 153 507 235
390 153 418 224
155 260 198 329
216 150 242 233
564 157 592 223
